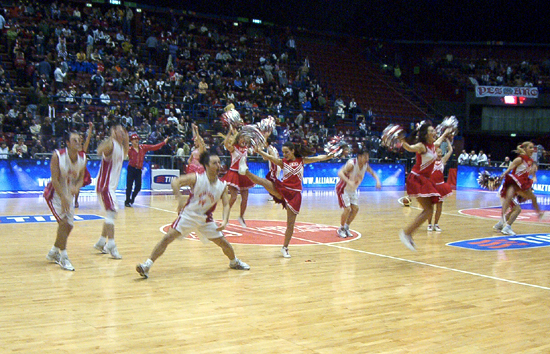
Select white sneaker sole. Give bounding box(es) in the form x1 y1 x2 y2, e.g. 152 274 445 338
399 230 416 251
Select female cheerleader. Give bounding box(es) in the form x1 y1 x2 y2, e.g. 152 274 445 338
238 142 334 258
499 141 543 234
221 126 254 227
398 124 453 251
427 138 453 232
186 124 206 174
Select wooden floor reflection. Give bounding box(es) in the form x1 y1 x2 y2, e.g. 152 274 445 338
1 188 550 353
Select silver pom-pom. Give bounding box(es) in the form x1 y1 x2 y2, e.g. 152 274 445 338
477 170 502 191
436 116 459 137
256 116 276 136
324 135 349 157
221 109 243 129
381 124 405 151
240 125 266 150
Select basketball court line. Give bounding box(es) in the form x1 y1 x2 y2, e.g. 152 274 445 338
136 202 550 292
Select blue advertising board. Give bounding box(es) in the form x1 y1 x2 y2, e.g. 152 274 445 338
456 165 550 195
0 160 404 192
0 159 151 192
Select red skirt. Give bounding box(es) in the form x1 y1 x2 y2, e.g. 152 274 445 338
83 168 92 187
406 172 440 201
221 170 255 190
503 173 533 192
433 181 452 203
186 163 205 174
270 179 302 214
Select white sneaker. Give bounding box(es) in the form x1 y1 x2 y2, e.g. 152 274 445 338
238 216 247 228
58 256 75 271
493 220 504 231
136 263 150 278
238 156 248 175
434 224 442 232
230 258 250 270
103 244 122 259
345 229 352 237
46 249 60 263
337 228 347 238
427 224 433 231
94 240 107 253
501 225 516 236
281 246 291 258
399 230 416 251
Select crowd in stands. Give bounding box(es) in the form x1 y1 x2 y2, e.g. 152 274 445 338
0 0 381 166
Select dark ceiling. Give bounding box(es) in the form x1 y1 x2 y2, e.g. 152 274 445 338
135 0 549 44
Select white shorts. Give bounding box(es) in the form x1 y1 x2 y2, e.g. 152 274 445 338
340 190 359 208
46 192 75 226
171 213 223 244
97 189 118 212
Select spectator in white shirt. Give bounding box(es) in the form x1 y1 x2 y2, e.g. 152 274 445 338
100 93 111 105
54 64 66 90
0 141 9 159
477 150 488 166
458 150 469 165
469 150 478 166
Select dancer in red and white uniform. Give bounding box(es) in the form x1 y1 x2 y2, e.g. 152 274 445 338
238 141 335 258
499 141 542 233
186 124 206 174
136 151 250 278
44 132 87 271
427 138 453 232
335 148 381 238
221 126 254 227
93 125 129 259
397 124 453 251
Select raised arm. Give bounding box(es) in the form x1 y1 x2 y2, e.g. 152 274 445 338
192 124 206 154
257 148 283 167
441 138 454 164
303 152 334 164
143 137 168 152
223 126 236 153
96 137 114 158
434 128 453 148
82 122 93 153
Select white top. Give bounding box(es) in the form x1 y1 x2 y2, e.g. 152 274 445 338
183 173 226 221
97 140 124 192
55 148 87 196
342 158 368 193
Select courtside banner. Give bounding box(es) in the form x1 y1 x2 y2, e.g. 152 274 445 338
0 160 404 191
0 160 151 191
448 234 550 251
475 86 539 98
456 165 550 195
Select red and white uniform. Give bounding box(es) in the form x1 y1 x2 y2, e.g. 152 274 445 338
96 140 124 212
44 149 87 224
270 157 304 214
431 160 452 203
406 143 440 200
171 172 227 244
221 144 254 190
186 148 205 174
265 145 281 182
502 155 534 192
336 158 368 208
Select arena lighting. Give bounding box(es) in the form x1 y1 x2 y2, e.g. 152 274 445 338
511 133 517 137
233 22 239 26
86 3 92 7
252 19 262 24
109 0 121 4
503 96 517 104
136 8 141 12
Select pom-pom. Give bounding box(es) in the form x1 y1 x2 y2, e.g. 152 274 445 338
436 116 459 138
240 125 266 150
257 116 276 136
324 135 349 157
398 196 411 207
477 170 503 191
220 109 243 129
381 124 405 151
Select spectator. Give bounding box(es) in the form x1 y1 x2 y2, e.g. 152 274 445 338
12 137 28 158
477 150 488 166
145 34 159 64
0 141 9 159
53 62 66 90
469 150 478 166
458 150 469 165
499 156 511 167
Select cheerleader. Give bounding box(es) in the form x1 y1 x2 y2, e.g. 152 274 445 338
238 142 334 258
427 138 453 232
499 141 542 234
398 124 453 251
186 124 206 174
74 122 93 208
221 126 254 227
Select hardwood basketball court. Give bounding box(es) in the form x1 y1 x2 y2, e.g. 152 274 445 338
1 188 550 353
